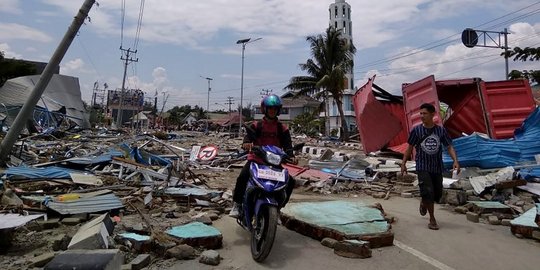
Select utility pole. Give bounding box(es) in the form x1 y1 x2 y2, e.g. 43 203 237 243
200 76 213 133
225 97 235 134
225 97 235 113
116 47 138 128
0 0 96 162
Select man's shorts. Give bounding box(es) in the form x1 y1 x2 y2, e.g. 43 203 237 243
417 171 443 203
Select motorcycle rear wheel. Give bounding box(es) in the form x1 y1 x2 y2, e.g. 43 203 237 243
251 205 278 262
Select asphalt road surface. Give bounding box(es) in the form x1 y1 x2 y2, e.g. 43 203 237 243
166 194 540 270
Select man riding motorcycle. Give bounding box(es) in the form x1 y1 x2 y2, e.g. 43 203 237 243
229 94 296 217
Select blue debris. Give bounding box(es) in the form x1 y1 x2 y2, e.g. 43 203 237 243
444 107 540 169
4 166 76 180
166 222 222 239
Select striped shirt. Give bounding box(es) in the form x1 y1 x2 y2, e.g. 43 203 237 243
407 124 452 174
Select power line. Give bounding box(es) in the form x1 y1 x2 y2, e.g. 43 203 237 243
354 1 540 70
133 0 145 50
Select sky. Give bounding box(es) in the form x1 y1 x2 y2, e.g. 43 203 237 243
1 0 539 111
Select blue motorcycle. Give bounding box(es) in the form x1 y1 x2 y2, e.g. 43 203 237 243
236 145 294 262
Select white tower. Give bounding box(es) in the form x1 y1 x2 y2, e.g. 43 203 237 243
329 0 353 90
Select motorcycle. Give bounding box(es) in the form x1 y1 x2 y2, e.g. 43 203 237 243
236 144 301 262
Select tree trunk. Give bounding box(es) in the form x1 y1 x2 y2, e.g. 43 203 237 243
335 98 349 141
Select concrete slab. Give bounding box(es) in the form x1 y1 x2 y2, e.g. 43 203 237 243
511 203 540 238
166 222 223 249
68 221 109 250
116 232 152 252
469 201 513 215
44 249 123 270
280 201 393 247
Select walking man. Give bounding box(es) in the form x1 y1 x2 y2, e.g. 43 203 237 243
401 103 460 230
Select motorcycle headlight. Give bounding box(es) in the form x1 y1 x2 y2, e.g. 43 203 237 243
265 151 282 166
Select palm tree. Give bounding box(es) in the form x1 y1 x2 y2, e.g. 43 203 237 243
284 26 356 141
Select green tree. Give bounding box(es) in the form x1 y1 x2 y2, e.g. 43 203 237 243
0 51 37 87
503 46 540 84
284 26 356 141
291 111 324 137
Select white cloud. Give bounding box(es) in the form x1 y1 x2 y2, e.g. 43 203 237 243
357 21 540 95
0 0 21 14
61 58 86 74
0 23 53 42
0 43 22 58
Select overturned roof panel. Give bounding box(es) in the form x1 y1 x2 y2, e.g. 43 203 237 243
0 74 90 128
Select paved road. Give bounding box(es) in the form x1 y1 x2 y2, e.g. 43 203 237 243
166 194 540 270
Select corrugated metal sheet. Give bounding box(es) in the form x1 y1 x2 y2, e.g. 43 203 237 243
444 107 540 169
482 79 535 139
436 78 488 138
0 214 45 229
353 76 403 153
380 101 408 147
4 166 76 180
402 75 442 132
46 193 123 215
0 74 90 128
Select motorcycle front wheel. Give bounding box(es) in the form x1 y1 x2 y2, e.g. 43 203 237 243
251 205 278 262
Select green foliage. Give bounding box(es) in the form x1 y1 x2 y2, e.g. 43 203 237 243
285 26 356 141
502 47 540 84
291 111 324 137
0 51 37 87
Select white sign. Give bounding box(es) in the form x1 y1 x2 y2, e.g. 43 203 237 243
197 145 218 161
257 168 286 182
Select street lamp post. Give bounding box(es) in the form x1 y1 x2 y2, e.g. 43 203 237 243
236 37 261 137
201 76 213 133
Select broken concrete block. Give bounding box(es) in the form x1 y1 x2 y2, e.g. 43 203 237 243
501 219 512 226
199 250 220 266
1 189 23 206
192 215 213 225
165 244 197 260
121 264 132 270
466 212 479 223
44 249 123 270
82 213 114 235
333 240 372 259
281 201 393 248
37 219 60 230
321 238 338 248
454 206 468 214
52 234 71 251
532 231 540 241
441 189 467 206
130 254 151 270
166 222 223 249
400 192 413 198
207 212 219 221
511 205 540 238
488 216 501 225
68 221 109 250
116 233 152 252
61 217 82 226
29 252 56 267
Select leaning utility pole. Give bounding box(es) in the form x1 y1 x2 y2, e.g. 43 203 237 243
116 47 138 127
0 0 96 162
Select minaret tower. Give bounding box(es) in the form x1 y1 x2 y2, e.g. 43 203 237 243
329 0 353 90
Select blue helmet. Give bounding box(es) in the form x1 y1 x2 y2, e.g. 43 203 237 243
261 94 282 116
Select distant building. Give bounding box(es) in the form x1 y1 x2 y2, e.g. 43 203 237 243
254 92 321 123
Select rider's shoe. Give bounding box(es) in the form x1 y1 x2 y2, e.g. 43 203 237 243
229 202 240 218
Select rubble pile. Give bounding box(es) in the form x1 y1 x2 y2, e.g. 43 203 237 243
0 130 243 269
